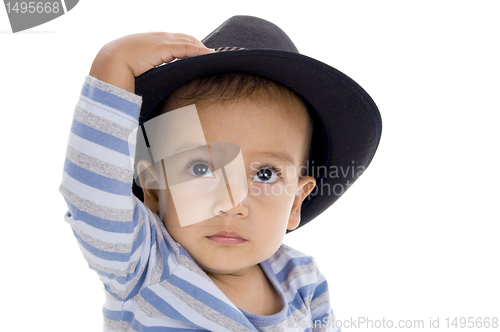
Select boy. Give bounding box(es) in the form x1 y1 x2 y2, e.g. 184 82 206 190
60 16 381 331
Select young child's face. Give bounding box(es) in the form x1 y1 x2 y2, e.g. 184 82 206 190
138 94 315 275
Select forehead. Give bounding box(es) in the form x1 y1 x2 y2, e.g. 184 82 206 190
196 96 309 165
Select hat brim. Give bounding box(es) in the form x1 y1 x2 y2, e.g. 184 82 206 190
134 49 382 230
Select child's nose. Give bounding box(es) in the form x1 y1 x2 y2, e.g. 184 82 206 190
214 195 249 218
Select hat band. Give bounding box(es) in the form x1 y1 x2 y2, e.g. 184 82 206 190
159 47 246 67
213 47 246 52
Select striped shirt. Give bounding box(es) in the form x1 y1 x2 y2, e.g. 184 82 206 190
60 76 340 332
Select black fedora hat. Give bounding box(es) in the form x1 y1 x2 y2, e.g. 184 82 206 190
132 15 382 231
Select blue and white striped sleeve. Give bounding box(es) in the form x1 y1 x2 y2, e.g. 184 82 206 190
59 76 154 301
310 259 341 332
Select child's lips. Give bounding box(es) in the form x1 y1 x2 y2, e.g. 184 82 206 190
207 231 247 245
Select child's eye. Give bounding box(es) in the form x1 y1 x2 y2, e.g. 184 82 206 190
252 165 282 183
186 159 214 178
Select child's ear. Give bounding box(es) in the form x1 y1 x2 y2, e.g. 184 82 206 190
288 176 316 231
136 159 161 214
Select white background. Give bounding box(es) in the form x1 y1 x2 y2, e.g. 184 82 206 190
1 1 499 331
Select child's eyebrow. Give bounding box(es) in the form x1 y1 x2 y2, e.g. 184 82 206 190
254 151 295 165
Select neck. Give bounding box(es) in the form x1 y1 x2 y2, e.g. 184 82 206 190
205 264 283 316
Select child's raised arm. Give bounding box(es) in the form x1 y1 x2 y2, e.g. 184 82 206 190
60 32 212 301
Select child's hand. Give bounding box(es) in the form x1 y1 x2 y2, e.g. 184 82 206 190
89 32 214 93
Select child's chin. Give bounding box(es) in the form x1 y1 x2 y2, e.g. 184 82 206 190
199 255 259 275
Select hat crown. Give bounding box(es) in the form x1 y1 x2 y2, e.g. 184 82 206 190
202 15 299 53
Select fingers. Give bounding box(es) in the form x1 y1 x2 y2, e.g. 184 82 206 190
122 32 214 77
161 41 214 63
149 32 213 64
163 32 214 56
149 32 210 51
169 32 208 48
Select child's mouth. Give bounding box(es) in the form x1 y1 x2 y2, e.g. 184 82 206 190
207 231 247 245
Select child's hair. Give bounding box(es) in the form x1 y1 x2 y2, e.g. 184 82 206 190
148 73 314 175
